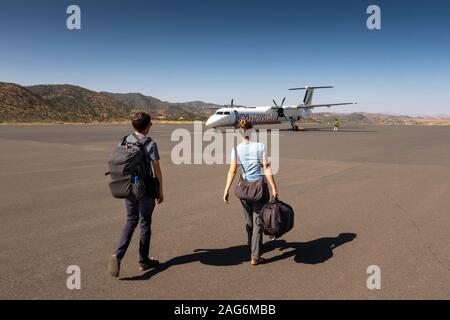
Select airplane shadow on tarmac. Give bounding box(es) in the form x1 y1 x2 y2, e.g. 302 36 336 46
121 233 356 281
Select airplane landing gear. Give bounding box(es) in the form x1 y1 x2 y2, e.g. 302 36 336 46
289 118 300 131
289 119 297 131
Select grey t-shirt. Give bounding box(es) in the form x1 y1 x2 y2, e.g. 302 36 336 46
119 134 160 176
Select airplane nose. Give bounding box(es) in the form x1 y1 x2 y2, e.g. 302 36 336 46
205 115 231 128
205 116 216 128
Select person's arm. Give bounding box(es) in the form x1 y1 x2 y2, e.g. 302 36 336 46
262 155 278 197
152 160 164 204
223 160 237 203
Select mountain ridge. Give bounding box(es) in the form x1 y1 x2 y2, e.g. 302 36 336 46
0 82 219 123
1 82 449 125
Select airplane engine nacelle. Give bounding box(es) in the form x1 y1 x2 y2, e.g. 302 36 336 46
301 109 313 118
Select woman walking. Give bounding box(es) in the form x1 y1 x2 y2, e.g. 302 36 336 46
223 119 279 265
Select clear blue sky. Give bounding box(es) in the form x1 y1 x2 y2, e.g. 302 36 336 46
1 0 449 115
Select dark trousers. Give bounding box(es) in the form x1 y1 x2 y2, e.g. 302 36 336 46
115 196 156 264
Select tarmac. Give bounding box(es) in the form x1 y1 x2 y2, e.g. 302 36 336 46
0 123 449 299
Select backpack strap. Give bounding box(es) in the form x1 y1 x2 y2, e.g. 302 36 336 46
132 133 142 144
120 135 130 146
234 147 247 177
121 134 151 147
132 134 154 177
132 134 153 150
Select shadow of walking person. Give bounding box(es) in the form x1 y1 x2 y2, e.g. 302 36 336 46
120 244 250 281
120 233 356 281
262 233 357 264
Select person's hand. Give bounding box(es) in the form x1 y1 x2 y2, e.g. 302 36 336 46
157 193 164 204
223 191 230 203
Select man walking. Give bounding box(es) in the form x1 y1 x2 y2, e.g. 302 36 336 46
108 112 164 278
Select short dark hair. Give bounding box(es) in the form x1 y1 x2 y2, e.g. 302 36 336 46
132 112 152 132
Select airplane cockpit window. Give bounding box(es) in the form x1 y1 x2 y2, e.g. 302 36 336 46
216 111 224 115
223 112 230 115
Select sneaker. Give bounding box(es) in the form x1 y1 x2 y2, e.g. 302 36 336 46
108 255 121 278
139 258 160 271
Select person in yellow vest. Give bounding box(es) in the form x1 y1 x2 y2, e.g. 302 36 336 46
333 117 340 132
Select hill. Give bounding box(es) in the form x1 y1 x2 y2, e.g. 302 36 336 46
27 85 131 122
0 82 62 122
306 112 450 126
1 81 448 125
0 82 217 123
100 92 165 109
101 92 219 120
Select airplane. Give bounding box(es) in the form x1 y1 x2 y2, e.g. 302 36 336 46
204 86 356 131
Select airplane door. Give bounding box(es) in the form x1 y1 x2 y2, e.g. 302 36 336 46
232 111 239 126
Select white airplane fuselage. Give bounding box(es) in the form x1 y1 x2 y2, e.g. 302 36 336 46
205 106 312 129
204 86 355 130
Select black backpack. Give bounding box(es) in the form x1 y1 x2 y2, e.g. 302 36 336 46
105 134 151 200
261 197 295 238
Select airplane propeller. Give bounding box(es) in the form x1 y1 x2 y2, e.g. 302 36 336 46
224 99 234 108
273 97 288 121
272 97 286 108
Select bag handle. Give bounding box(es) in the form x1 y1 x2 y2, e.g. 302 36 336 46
270 195 279 203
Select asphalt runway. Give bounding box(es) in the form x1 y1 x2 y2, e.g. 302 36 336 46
0 123 449 299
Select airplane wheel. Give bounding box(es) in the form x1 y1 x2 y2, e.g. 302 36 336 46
294 125 299 131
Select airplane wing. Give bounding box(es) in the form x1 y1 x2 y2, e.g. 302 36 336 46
298 102 356 109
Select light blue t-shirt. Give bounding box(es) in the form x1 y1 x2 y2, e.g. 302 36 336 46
231 142 266 182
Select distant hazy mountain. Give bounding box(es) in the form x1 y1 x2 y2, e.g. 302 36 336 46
101 92 165 109
0 82 217 123
102 92 221 110
27 85 131 122
307 112 450 126
102 92 221 120
0 81 448 124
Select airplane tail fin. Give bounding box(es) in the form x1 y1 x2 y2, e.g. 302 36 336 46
289 86 334 105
